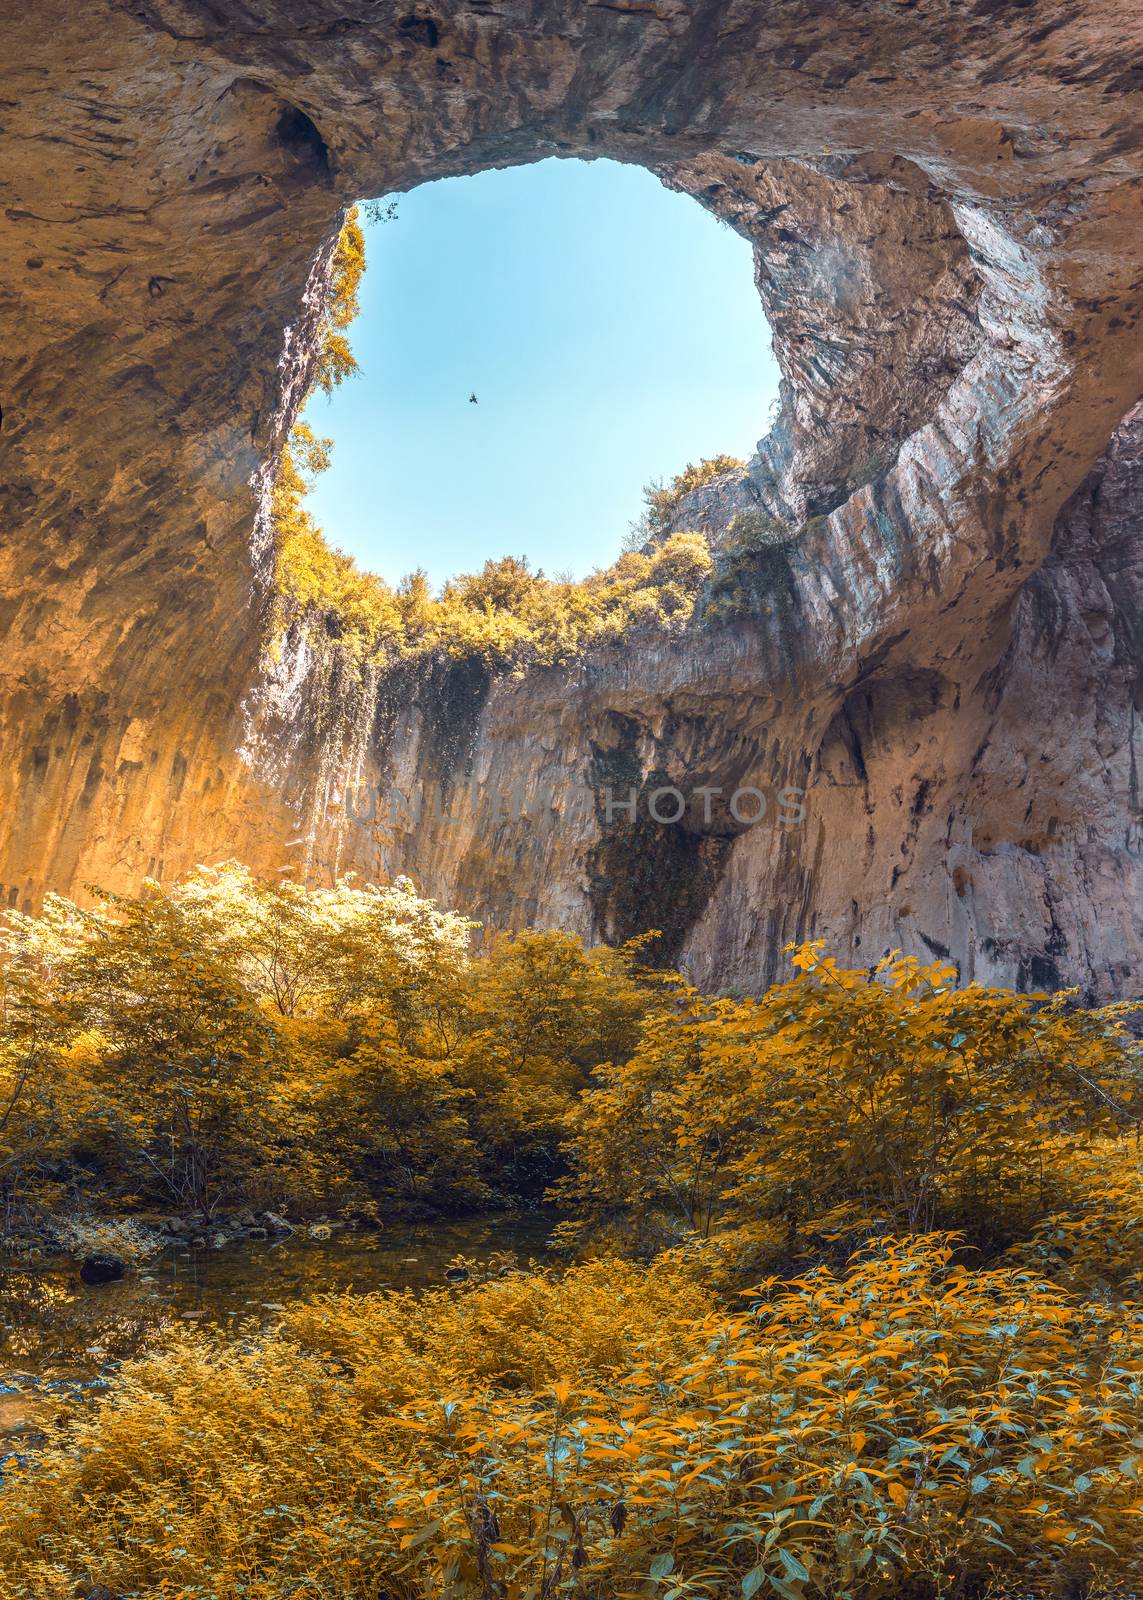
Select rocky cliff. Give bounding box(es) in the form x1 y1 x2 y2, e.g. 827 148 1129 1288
1 0 1141 996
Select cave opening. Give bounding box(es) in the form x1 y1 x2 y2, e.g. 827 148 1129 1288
291 157 780 592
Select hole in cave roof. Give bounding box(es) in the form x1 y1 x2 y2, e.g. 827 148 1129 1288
297 157 780 591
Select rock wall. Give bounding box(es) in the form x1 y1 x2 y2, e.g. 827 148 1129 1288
1 0 1141 996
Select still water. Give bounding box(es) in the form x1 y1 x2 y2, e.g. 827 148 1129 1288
0 1213 554 1456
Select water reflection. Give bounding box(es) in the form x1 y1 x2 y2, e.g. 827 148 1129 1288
0 1211 553 1433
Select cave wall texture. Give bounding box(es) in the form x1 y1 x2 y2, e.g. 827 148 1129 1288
1 0 1141 996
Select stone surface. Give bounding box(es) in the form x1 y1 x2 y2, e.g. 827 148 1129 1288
0 1394 46 1438
79 1254 127 1287
1 1 1141 995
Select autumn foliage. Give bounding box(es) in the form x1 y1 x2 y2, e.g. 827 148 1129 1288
1 863 1142 1594
4 188 1139 1594
0 866 655 1220
0 1241 1141 1598
554 945 1141 1266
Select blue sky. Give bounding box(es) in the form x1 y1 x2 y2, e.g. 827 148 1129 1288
300 157 779 588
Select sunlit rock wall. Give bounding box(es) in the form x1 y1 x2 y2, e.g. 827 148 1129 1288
1 0 1141 995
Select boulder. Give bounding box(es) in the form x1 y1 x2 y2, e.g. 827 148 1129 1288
78 1255 125 1286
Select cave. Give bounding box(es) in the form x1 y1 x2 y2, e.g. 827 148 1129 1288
1 0 1141 997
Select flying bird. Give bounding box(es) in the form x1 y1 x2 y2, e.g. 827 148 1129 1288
469 392 478 404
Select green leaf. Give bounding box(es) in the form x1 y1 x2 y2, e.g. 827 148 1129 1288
649 1553 675 1582
742 1565 766 1599
778 1549 810 1582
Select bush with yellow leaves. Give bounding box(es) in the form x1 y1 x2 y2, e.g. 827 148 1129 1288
0 1237 1139 1598
1011 1142 1143 1299
4 885 1143 1596
554 944 1142 1265
0 867 659 1221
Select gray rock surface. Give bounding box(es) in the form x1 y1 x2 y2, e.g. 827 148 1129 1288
0 1 1141 995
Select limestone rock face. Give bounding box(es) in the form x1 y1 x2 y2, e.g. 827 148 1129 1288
1 0 1141 995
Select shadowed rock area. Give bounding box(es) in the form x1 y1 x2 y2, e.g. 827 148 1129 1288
1 0 1141 995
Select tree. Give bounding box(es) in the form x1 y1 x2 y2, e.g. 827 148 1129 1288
312 203 365 395
2 885 285 1212
556 944 1142 1258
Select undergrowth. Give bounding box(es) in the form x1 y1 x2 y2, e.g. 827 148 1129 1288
1 1238 1141 1598
1 871 1142 1595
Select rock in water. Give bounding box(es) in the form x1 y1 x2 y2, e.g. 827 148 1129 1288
79 1254 125 1286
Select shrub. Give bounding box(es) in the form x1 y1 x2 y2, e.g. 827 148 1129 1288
1010 1142 1143 1297
45 1214 164 1265
0 870 661 1220
700 508 800 622
4 880 1142 1597
627 454 748 546
0 1238 1139 1598
554 944 1142 1261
